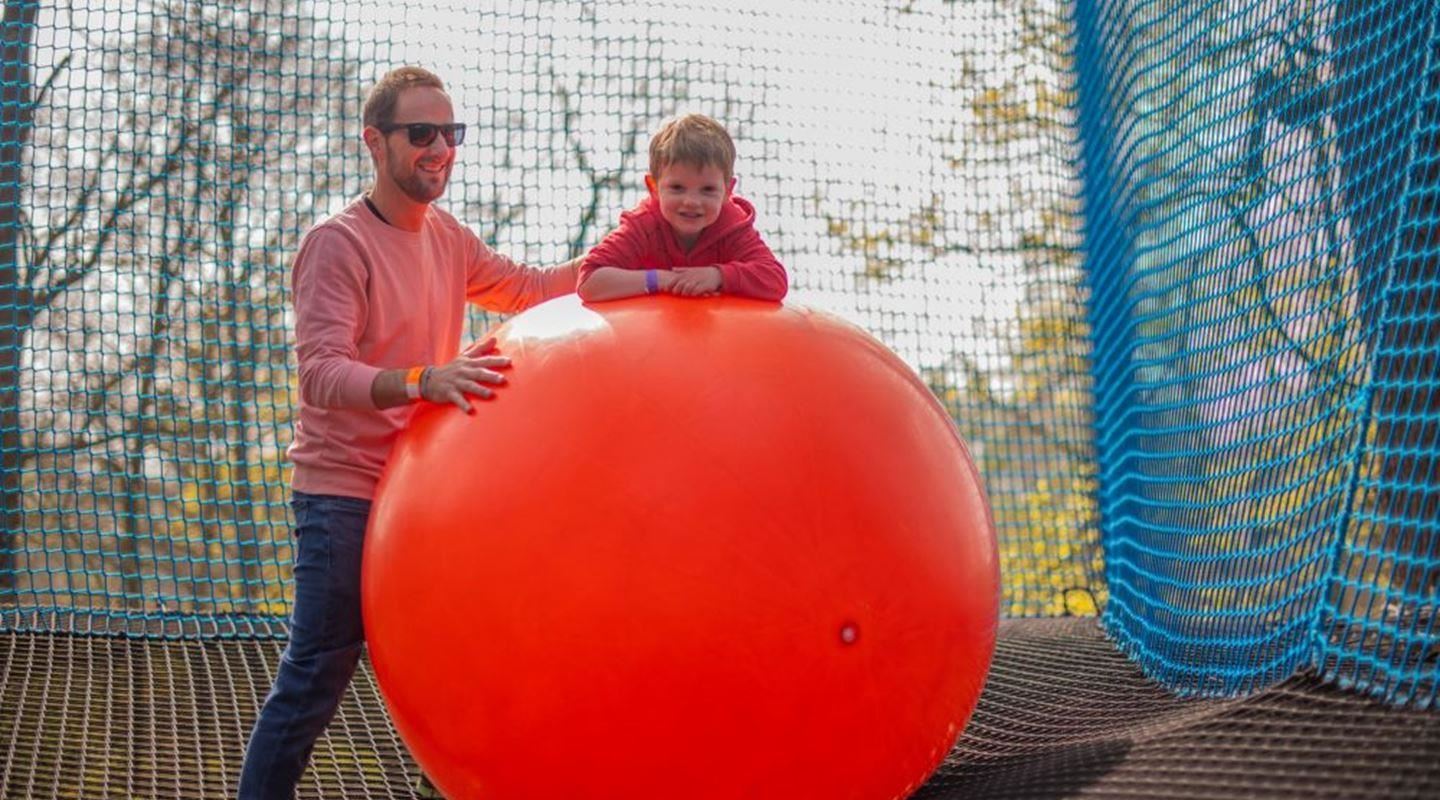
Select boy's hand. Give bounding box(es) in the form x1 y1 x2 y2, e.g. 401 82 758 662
669 266 723 297
424 337 511 414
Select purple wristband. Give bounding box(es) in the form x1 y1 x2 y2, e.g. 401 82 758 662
645 269 659 294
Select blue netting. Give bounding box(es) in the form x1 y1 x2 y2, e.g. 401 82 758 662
1077 0 1438 706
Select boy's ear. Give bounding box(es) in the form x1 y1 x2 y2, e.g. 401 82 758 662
727 176 737 196
645 174 658 197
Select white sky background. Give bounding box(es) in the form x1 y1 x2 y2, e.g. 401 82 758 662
320 0 1077 371
31 0 1081 380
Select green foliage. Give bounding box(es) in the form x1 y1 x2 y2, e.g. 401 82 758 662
822 0 1104 616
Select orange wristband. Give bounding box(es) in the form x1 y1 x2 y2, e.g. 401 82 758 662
404 365 426 401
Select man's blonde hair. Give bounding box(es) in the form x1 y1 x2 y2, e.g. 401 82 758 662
648 114 736 181
363 66 445 129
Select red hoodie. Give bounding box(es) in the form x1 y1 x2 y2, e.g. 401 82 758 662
581 194 788 301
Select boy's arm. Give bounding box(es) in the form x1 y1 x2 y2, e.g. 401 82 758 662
578 220 676 302
578 266 676 301
709 226 788 301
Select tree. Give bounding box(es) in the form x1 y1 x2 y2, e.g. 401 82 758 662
7 1 714 624
138 1 361 617
825 0 1102 616
3 0 360 622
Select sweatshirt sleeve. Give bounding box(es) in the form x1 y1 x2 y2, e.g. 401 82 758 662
292 227 384 410
716 226 789 301
580 216 647 285
466 234 578 313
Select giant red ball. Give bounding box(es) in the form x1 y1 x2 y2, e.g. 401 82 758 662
363 295 998 800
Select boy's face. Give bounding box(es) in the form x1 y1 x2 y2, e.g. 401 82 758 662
646 161 734 245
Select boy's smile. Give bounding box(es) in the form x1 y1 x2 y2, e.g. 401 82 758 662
647 161 733 250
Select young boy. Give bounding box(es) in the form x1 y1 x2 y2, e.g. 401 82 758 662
577 114 788 302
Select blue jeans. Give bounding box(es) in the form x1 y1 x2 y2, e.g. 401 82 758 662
239 491 371 800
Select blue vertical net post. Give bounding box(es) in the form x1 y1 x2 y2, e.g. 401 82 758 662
0 2 38 614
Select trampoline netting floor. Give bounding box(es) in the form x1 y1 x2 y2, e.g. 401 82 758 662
1 618 1437 799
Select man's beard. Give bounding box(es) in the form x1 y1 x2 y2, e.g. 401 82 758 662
388 145 449 203
393 163 448 203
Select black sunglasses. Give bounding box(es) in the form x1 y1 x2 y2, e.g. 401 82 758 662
378 122 467 148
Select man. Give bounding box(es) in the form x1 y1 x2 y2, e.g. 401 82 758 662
238 66 578 799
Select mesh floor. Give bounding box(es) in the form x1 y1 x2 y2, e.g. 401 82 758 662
0 632 419 799
921 619 1440 799
1 618 1436 799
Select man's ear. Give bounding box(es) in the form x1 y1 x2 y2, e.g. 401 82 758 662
362 127 384 164
645 173 658 198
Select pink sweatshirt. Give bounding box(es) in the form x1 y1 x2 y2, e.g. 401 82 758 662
580 194 788 301
288 197 575 499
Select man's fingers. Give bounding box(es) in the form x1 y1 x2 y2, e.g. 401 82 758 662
432 378 496 414
453 364 508 384
444 386 488 415
459 379 496 399
470 369 507 386
468 355 511 370
463 337 499 357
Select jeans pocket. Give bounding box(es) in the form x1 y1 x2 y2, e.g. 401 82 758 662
286 493 371 658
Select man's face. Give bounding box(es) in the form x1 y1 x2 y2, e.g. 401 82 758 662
647 161 732 247
374 86 458 204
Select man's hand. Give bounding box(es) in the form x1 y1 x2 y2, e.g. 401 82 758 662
668 266 722 297
423 337 511 413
